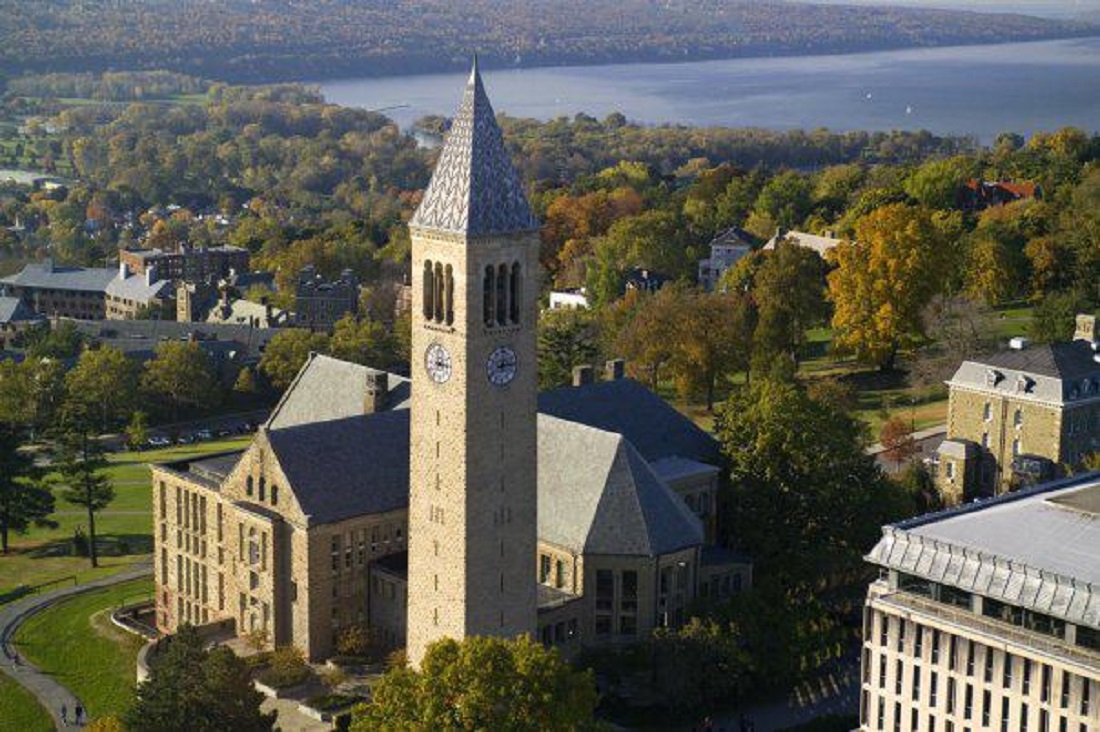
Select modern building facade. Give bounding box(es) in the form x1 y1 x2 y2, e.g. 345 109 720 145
859 475 1100 731
934 315 1100 503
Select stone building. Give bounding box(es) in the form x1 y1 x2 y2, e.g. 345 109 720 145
151 59 748 665
0 258 171 321
934 315 1100 503
119 245 249 283
858 474 1100 731
0 295 45 349
294 266 358 331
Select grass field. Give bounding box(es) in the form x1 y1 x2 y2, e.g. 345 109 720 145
0 437 251 597
13 577 152 721
0 675 53 732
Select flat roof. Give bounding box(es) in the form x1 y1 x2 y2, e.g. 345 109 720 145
868 474 1100 629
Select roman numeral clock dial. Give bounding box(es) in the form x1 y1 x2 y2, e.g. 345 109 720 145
487 346 517 386
425 343 452 384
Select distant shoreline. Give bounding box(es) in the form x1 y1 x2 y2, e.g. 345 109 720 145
302 33 1100 89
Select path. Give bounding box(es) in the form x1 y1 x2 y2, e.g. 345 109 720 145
0 563 153 730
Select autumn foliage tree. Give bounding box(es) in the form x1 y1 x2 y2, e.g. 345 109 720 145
828 203 952 370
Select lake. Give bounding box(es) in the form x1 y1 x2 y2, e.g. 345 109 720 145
319 37 1100 143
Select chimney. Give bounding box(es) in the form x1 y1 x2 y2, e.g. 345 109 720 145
1074 314 1096 343
364 371 389 414
145 265 156 286
41 257 53 273
572 365 594 387
119 260 130 279
605 358 625 381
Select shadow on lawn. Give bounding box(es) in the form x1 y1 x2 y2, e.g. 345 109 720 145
25 533 153 560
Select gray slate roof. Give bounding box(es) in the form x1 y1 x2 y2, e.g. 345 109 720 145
409 59 538 236
949 341 1100 405
105 273 171 303
267 411 411 524
266 353 409 431
1 261 115 293
69 319 276 361
538 378 721 465
538 415 703 557
867 475 1100 630
0 296 44 325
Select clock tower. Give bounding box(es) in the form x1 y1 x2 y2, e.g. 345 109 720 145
405 59 539 667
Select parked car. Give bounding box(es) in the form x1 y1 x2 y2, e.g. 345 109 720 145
195 429 214 441
147 436 171 448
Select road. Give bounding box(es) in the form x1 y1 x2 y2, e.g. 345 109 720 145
0 564 153 730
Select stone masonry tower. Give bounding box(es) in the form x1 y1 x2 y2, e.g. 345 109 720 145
406 59 539 667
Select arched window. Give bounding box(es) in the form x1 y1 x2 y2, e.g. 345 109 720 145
422 260 434 320
258 477 266 502
434 262 444 323
246 476 254 496
483 266 495 326
444 264 454 326
496 263 508 325
270 485 278 506
510 263 521 324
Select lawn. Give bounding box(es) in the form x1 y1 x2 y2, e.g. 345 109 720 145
13 577 152 721
0 675 53 732
0 437 251 596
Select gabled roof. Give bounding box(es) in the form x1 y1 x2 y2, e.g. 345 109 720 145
538 415 703 556
266 353 409 431
409 59 538 236
0 296 44 325
105 273 171 303
538 378 721 465
266 411 411 524
1 261 115 293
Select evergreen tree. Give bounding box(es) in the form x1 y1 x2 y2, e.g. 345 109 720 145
54 421 114 567
125 625 276 732
0 427 55 553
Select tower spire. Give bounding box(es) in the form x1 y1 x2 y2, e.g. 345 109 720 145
409 56 537 236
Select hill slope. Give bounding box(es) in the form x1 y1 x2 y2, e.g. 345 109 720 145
0 0 1094 83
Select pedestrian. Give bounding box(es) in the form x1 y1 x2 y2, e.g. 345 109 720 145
11 651 19 668
61 703 68 726
74 703 83 726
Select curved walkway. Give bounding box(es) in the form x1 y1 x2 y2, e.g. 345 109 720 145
0 563 153 729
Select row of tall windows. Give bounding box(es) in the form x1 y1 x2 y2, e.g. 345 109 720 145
483 262 521 327
245 475 278 506
422 260 455 325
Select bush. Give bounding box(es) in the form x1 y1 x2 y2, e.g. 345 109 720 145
244 651 273 670
259 645 310 689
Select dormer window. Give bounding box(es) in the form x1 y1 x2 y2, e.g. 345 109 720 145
985 369 1004 387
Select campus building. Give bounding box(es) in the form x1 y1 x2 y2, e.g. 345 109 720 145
934 315 1100 503
0 258 170 320
859 475 1100 731
150 64 748 664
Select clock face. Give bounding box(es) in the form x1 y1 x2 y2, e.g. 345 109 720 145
487 346 518 386
425 343 452 384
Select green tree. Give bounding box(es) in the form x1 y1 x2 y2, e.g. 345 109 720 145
716 379 913 586
125 625 276 732
233 367 259 395
0 427 55 553
125 410 150 450
1029 292 1089 344
828 204 951 370
903 156 974 210
669 290 755 410
24 321 84 360
54 423 114 567
352 636 598 732
537 309 600 390
750 242 828 374
64 346 139 432
748 170 814 237
259 329 330 390
329 314 397 368
141 342 220 422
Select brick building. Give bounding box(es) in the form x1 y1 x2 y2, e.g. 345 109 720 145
294 266 358 331
118 245 249 283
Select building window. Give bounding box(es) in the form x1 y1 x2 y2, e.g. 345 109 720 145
483 266 494 326
496 263 508 325
270 485 278 506
258 477 265 503
1014 408 1023 427
945 461 955 479
539 554 551 583
246 476 253 496
509 262 521 324
423 260 434 320
444 264 454 326
622 570 638 614
984 402 992 421
555 559 564 588
1013 438 1021 457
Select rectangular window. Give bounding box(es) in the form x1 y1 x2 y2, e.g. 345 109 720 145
1082 678 1090 716
1004 652 1014 688
948 678 956 713
985 647 994 683
595 570 614 611
1042 665 1051 703
895 659 903 695
621 570 638 613
930 671 938 706
880 615 889 646
915 625 924 657
159 482 166 519
879 655 887 690
539 554 551 583
932 629 941 663
555 559 564 588
897 619 906 652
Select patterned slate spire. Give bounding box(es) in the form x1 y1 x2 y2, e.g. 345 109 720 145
410 58 539 235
